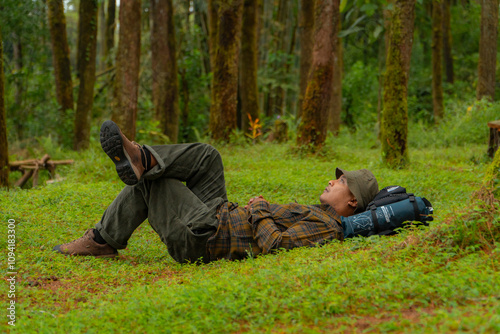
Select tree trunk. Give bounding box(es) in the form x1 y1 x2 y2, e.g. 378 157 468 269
432 0 444 121
13 35 23 113
74 0 98 151
328 0 342 135
298 0 315 121
151 0 180 143
442 0 454 84
98 0 106 71
240 0 260 134
207 0 219 72
180 69 190 142
47 0 74 113
111 0 141 140
194 1 211 77
209 0 244 141
297 0 336 149
106 0 116 67
477 0 498 101
0 25 8 187
380 0 416 168
12 34 25 139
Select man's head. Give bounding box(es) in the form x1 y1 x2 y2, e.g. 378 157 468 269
319 168 379 217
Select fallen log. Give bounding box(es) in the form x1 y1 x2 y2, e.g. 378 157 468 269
9 154 74 188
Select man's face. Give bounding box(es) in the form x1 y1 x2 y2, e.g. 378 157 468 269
319 175 356 216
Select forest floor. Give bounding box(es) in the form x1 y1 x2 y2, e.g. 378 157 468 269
1 128 499 333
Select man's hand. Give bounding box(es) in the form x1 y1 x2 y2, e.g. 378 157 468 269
244 195 268 209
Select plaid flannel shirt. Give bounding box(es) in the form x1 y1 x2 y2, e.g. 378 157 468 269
206 200 343 261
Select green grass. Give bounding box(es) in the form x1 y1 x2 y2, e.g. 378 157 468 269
1 123 499 333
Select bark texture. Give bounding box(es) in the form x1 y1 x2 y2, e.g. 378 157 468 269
0 25 8 187
151 0 179 142
47 0 74 113
240 0 260 134
298 0 315 120
112 0 141 140
207 0 219 71
106 0 116 67
477 0 499 101
209 0 244 141
432 0 444 121
442 0 454 84
328 0 342 135
380 0 416 168
74 0 98 151
297 0 336 149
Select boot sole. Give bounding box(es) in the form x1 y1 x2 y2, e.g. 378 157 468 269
100 120 139 186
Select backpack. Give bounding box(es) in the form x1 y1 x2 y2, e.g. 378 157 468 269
341 186 434 239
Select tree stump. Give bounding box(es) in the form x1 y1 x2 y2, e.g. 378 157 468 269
488 120 500 158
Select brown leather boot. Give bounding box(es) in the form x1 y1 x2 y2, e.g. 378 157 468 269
100 120 148 185
53 229 118 258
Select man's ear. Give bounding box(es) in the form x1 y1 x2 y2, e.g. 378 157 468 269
348 198 358 209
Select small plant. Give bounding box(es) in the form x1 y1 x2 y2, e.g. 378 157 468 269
245 114 262 144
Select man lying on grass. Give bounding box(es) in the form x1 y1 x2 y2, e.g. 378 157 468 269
54 120 379 263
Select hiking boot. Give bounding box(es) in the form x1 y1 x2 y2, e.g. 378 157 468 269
53 229 118 258
100 120 149 185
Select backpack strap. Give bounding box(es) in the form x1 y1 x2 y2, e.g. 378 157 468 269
408 194 421 221
369 204 380 233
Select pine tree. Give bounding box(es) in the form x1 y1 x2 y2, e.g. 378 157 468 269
0 25 8 187
297 0 336 149
432 0 444 121
47 0 74 115
240 0 260 134
380 0 416 168
111 0 141 140
74 0 98 151
209 0 244 141
477 0 499 101
151 0 180 142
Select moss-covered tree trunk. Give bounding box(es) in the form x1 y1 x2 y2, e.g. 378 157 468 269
0 26 8 187
105 0 116 68
442 0 453 84
74 0 98 151
209 0 244 141
111 0 141 140
207 0 219 72
151 0 179 143
240 0 260 134
98 1 106 71
47 0 74 114
297 0 336 149
380 0 416 168
432 0 444 121
477 0 499 101
328 0 342 135
298 0 315 121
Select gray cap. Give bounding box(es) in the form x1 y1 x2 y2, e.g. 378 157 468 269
336 168 379 213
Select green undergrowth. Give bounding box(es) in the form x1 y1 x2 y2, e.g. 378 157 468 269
1 128 499 333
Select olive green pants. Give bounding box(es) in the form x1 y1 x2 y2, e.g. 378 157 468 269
95 143 227 263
